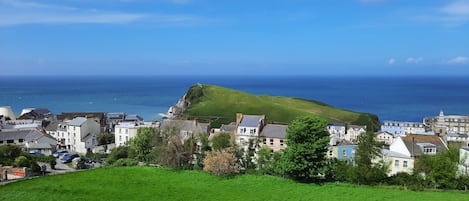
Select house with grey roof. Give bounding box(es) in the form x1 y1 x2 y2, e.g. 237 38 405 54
390 134 447 158
380 148 414 176
235 113 266 150
260 124 288 152
327 123 346 139
345 125 366 143
0 129 56 155
160 119 207 141
49 117 100 153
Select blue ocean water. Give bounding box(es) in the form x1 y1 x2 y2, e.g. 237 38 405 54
1 76 469 122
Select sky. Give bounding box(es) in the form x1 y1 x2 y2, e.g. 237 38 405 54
0 0 468 76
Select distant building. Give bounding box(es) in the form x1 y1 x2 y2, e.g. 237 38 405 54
375 131 396 145
115 121 159 147
49 117 101 153
446 133 469 147
381 121 427 136
235 113 266 150
345 125 366 143
160 119 209 141
424 110 469 135
327 123 346 139
260 124 288 152
0 129 56 155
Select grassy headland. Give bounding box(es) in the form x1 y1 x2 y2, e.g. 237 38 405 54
181 84 380 130
0 167 467 201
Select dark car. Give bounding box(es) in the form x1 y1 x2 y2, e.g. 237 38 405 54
61 153 80 163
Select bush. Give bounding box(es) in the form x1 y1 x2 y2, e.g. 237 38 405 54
106 146 134 165
14 156 31 167
203 149 239 177
113 158 139 167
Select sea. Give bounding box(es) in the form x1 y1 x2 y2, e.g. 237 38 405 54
1 75 469 123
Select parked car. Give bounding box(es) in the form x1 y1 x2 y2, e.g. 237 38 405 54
53 150 68 158
29 150 45 157
61 153 80 163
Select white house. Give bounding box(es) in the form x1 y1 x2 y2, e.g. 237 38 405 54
380 149 414 176
345 125 366 143
459 147 469 175
235 113 265 150
49 117 101 154
390 134 447 158
115 121 159 147
327 123 346 139
375 131 396 145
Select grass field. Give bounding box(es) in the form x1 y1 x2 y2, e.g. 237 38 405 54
183 84 380 130
1 167 467 201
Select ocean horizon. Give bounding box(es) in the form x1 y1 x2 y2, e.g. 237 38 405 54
1 75 469 123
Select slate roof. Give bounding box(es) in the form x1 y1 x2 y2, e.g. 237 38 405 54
68 117 88 126
328 123 346 127
124 115 144 122
447 133 468 138
402 134 447 157
0 129 50 142
239 115 263 127
107 112 126 120
34 108 51 115
348 125 367 130
261 124 288 139
45 121 59 131
160 119 204 133
220 124 236 132
381 149 412 159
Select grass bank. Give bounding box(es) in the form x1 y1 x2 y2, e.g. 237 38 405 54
1 167 467 201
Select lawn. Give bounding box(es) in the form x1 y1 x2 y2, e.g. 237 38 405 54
183 84 380 130
1 167 467 201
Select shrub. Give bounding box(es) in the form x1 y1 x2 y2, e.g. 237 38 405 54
203 149 239 177
113 158 139 167
14 156 31 167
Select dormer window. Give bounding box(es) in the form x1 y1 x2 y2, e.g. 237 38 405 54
417 143 436 155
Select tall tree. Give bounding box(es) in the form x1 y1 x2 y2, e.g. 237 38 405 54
211 132 232 151
282 116 330 183
129 127 155 163
97 133 115 145
349 131 388 184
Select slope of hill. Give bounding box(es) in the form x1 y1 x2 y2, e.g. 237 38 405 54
0 167 467 201
172 84 379 130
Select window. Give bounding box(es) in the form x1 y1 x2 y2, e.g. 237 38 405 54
395 160 399 167
342 150 347 157
263 138 266 145
119 135 122 141
403 161 408 168
270 139 274 145
280 139 284 146
7 140 14 144
250 129 256 134
423 146 436 154
0 140 3 144
329 150 333 157
18 139 24 143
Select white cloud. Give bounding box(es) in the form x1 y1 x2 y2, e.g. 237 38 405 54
388 58 396 65
441 1 469 15
406 57 423 64
0 0 208 26
448 56 469 64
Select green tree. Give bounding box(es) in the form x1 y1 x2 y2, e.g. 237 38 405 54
97 133 115 145
413 146 460 189
129 127 155 163
0 145 22 166
211 132 232 151
281 116 330 183
349 131 388 184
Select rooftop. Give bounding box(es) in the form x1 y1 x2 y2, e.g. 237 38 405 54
239 115 263 127
68 117 88 126
261 124 288 139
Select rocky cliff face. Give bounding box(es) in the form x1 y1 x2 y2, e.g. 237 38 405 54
163 83 204 119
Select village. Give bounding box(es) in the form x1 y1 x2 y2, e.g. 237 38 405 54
1 105 469 182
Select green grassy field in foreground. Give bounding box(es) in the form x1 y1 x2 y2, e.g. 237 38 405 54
1 167 467 201
182 84 380 130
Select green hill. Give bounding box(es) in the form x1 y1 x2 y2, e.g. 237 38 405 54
179 84 380 130
0 167 467 201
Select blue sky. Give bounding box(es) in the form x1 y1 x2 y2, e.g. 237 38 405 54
0 0 468 76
